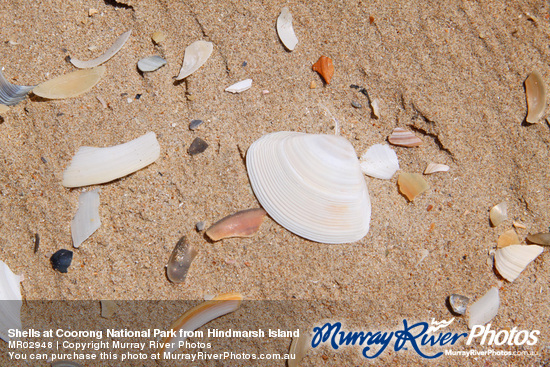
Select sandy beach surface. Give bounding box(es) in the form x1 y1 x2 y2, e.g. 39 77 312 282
0 0 548 365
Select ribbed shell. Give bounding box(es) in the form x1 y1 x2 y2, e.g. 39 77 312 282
246 132 371 244
0 69 34 106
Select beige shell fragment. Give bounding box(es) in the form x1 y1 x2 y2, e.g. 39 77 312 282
100 300 117 319
167 236 198 284
32 66 106 99
494 244 543 282
525 71 546 123
489 202 507 227
388 127 422 147
526 232 550 246
0 105 8 114
424 162 450 174
175 40 213 80
0 260 22 342
397 172 429 201
497 229 520 248
468 287 499 329
277 7 298 51
205 208 266 241
288 329 311 367
69 30 132 69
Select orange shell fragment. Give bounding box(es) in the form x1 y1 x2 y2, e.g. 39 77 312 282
312 56 334 84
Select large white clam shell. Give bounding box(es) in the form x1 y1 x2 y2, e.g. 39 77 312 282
494 244 543 282
246 132 371 244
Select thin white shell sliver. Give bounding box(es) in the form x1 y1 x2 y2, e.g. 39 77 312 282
468 287 499 329
175 40 213 80
70 30 132 69
62 132 161 188
225 79 252 93
277 7 298 51
0 261 22 342
71 189 101 248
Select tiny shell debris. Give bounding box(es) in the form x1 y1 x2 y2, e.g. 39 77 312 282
225 79 252 93
397 172 429 201
158 293 243 356
205 208 267 241
360 144 399 180
0 69 34 106
152 31 166 44
351 101 361 108
526 232 550 246
309 81 317 89
312 56 334 84
494 244 543 282
276 7 298 51
0 260 22 342
71 189 101 248
50 249 73 273
388 127 422 147
189 119 204 130
370 98 380 118
449 294 469 315
100 300 117 319
424 163 450 174
137 56 167 72
167 236 198 284
468 287 499 329
525 71 546 123
63 132 161 188
88 8 99 17
489 202 507 227
175 40 213 80
496 229 520 248
188 137 208 156
33 66 106 99
69 30 132 69
195 221 206 232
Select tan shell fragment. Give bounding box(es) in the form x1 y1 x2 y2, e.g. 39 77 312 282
205 208 266 241
33 66 106 99
526 232 550 246
489 202 507 227
497 229 520 248
525 71 546 123
424 162 450 174
388 127 422 147
398 172 429 201
494 244 543 282
167 236 198 284
288 330 311 367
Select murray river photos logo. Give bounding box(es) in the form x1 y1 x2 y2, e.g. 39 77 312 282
311 318 540 359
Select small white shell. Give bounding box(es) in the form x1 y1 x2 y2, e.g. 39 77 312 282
175 40 213 80
489 202 507 227
70 30 132 69
246 132 371 244
71 189 101 248
494 244 543 282
360 144 399 180
370 98 380 118
225 79 252 93
276 7 298 51
62 132 160 188
137 56 167 72
0 260 22 342
468 287 499 329
424 163 450 174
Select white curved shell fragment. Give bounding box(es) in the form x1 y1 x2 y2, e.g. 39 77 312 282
277 7 298 51
175 40 213 80
0 260 22 342
424 163 450 174
225 79 252 93
246 132 371 244
360 144 399 180
71 189 101 248
525 71 546 124
32 67 106 99
69 30 132 69
494 244 543 282
137 56 167 72
62 132 161 188
0 69 34 106
468 287 499 329
489 202 507 227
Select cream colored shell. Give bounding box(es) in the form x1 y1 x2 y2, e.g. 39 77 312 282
494 244 543 282
246 132 371 244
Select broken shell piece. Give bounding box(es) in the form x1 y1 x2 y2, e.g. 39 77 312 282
496 229 520 248
175 40 213 80
359 144 399 180
288 329 311 367
468 287 499 329
167 236 198 284
424 163 450 174
526 232 550 246
225 79 252 93
69 30 132 68
489 202 507 227
449 294 469 315
525 71 546 123
388 127 422 147
100 300 116 319
205 208 267 241
33 66 106 99
62 132 161 188
152 31 165 44
71 189 101 248
276 7 298 51
158 292 243 356
494 244 543 282
137 56 167 72
0 260 22 342
513 221 526 229
398 172 429 201
188 137 208 156
370 98 380 118
312 56 334 84
0 69 34 106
